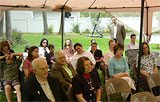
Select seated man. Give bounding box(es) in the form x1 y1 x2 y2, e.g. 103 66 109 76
51 50 76 92
21 57 68 102
0 52 23 102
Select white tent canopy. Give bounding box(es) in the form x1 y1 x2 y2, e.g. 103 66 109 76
0 0 160 35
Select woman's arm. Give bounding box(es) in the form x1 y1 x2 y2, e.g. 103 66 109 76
112 72 130 79
96 88 101 102
76 94 86 102
153 65 158 74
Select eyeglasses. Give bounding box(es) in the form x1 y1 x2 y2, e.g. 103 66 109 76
43 42 47 43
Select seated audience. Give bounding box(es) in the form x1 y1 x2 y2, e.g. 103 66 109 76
39 38 50 57
108 44 135 90
0 40 15 61
88 39 100 51
103 39 116 67
46 44 55 69
23 45 30 60
72 57 101 102
22 46 39 78
139 42 158 77
125 34 139 50
0 52 23 102
63 39 75 62
21 57 68 102
71 43 96 70
51 50 76 92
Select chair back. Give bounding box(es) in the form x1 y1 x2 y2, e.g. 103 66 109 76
131 91 157 102
147 73 160 88
125 49 138 66
106 78 131 101
106 78 131 94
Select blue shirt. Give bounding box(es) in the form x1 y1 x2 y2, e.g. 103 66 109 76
108 56 129 77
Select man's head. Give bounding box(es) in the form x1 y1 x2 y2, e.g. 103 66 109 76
54 50 67 65
32 57 48 79
91 42 97 51
111 17 117 25
130 34 136 43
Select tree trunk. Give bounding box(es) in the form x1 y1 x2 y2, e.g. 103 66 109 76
5 11 12 42
42 11 49 35
0 12 4 37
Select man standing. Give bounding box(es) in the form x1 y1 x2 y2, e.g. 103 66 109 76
108 17 126 46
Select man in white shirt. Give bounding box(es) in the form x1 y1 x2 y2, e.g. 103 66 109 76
108 17 126 46
126 34 139 50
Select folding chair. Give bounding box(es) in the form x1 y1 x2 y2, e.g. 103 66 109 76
131 91 157 102
147 73 160 101
105 78 132 101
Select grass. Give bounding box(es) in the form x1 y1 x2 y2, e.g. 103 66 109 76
12 33 160 53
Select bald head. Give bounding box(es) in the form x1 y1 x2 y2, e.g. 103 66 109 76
32 57 49 79
32 57 48 70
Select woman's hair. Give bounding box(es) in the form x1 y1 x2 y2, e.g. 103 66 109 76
0 40 11 51
27 46 38 61
64 39 72 48
76 56 90 75
108 39 115 49
113 44 124 54
74 43 82 49
48 44 54 49
39 38 49 47
24 45 30 52
141 42 150 56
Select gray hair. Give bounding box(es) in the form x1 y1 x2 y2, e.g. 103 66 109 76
54 50 65 60
32 57 47 70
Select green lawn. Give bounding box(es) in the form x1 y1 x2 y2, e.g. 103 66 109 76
12 33 159 53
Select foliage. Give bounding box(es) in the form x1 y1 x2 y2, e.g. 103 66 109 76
12 28 26 48
72 23 80 33
82 29 91 34
80 12 112 18
48 25 54 34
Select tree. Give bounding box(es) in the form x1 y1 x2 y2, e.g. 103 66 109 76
0 12 4 37
42 11 49 35
5 11 12 42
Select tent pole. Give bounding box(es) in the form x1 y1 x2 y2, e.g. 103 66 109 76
137 0 145 92
60 7 64 49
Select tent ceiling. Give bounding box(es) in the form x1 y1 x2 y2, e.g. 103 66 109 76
0 0 160 12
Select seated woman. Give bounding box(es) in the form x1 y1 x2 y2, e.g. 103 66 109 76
39 38 50 57
139 42 158 77
22 46 39 78
46 44 55 69
136 42 158 91
103 39 116 79
63 39 75 62
0 40 15 61
0 52 23 102
108 44 135 90
72 56 101 102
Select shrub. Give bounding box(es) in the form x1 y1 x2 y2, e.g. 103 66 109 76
48 25 54 34
72 23 80 33
12 28 26 47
